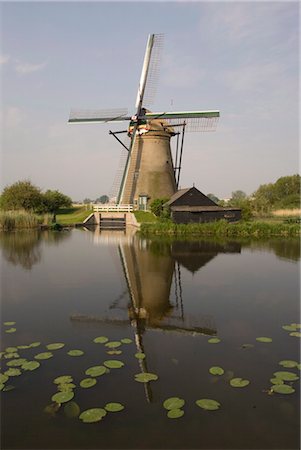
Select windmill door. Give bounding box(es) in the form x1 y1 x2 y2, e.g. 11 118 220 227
138 195 148 211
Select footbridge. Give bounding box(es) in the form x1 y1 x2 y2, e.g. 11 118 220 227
83 204 139 229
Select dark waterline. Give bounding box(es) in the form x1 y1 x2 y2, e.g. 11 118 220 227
0 228 300 449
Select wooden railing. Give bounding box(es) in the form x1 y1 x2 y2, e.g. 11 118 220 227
93 204 133 213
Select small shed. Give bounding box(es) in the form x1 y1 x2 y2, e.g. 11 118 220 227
166 187 241 224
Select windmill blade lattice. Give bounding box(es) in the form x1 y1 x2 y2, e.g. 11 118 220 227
69 108 130 123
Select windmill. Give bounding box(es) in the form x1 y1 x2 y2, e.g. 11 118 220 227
69 34 219 209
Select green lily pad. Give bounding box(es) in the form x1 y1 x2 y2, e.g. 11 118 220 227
105 341 122 348
17 345 31 350
0 383 5 391
291 323 301 328
167 408 184 419
120 338 132 344
241 344 254 349
105 402 125 412
46 343 65 350
44 402 61 416
58 383 76 392
297 364 301 370
209 366 224 376
289 332 301 337
93 336 109 344
0 374 9 383
279 360 298 368
208 338 221 344
135 352 146 360
6 358 27 367
67 350 84 357
64 401 80 418
282 325 298 331
5 328 16 333
3 385 15 392
35 352 53 360
256 337 272 343
107 350 122 355
196 399 221 410
5 347 18 353
85 366 106 377
134 372 158 383
80 378 97 388
272 384 295 394
230 378 250 388
3 321 16 326
54 375 73 384
51 391 74 404
273 371 299 381
79 408 107 423
103 360 124 369
163 397 185 410
4 368 21 377
29 342 41 348
270 378 284 385
4 353 19 359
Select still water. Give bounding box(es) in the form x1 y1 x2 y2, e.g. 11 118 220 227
0 228 300 449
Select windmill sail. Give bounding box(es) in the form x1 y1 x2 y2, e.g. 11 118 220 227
143 110 220 132
69 108 130 123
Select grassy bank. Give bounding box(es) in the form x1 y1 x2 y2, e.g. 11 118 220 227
0 211 49 231
133 211 158 223
140 220 300 237
55 207 93 225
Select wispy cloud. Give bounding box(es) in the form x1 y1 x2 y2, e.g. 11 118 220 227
15 60 47 74
3 106 25 129
0 54 10 65
162 53 205 88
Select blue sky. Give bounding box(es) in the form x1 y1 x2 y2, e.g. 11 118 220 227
0 1 299 201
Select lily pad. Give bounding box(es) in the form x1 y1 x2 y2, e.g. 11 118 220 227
64 401 80 418
5 328 16 333
291 323 301 328
17 345 31 350
58 383 76 392
167 408 184 419
80 378 97 388
0 374 9 383
6 358 27 367
54 375 73 384
44 402 61 416
209 366 224 376
46 343 65 350
196 399 221 410
230 378 250 388
279 360 298 368
256 337 272 343
2 384 15 392
103 360 124 369
5 347 18 353
120 338 132 344
35 352 53 360
4 353 19 359
208 338 221 344
163 397 185 410
107 350 122 355
93 336 109 344
4 368 21 377
272 384 295 394
0 384 5 391
104 402 125 412
105 341 122 348
134 372 158 383
282 325 298 332
270 378 284 385
135 352 146 360
51 391 74 404
289 332 301 338
79 408 107 423
241 344 254 349
273 371 299 381
29 342 41 348
67 350 84 357
85 366 106 377
3 321 16 326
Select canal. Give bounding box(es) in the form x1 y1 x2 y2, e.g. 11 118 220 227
0 228 300 449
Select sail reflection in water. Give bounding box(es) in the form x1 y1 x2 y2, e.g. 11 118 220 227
71 227 241 401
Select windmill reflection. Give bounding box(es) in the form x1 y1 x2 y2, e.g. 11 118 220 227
71 228 241 402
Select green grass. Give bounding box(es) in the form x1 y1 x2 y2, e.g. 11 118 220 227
0 210 48 230
140 220 300 238
133 211 158 223
56 207 93 225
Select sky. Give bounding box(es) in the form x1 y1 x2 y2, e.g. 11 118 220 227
0 1 299 201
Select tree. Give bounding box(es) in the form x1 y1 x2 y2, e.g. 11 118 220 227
150 198 170 218
42 190 72 222
231 190 247 202
0 180 43 211
96 195 109 204
83 198 92 204
207 193 219 204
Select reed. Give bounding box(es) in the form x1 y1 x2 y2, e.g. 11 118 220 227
0 210 46 230
140 220 300 238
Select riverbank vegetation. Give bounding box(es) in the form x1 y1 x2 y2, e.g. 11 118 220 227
0 210 50 231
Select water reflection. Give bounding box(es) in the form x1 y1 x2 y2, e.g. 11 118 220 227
0 230 71 270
